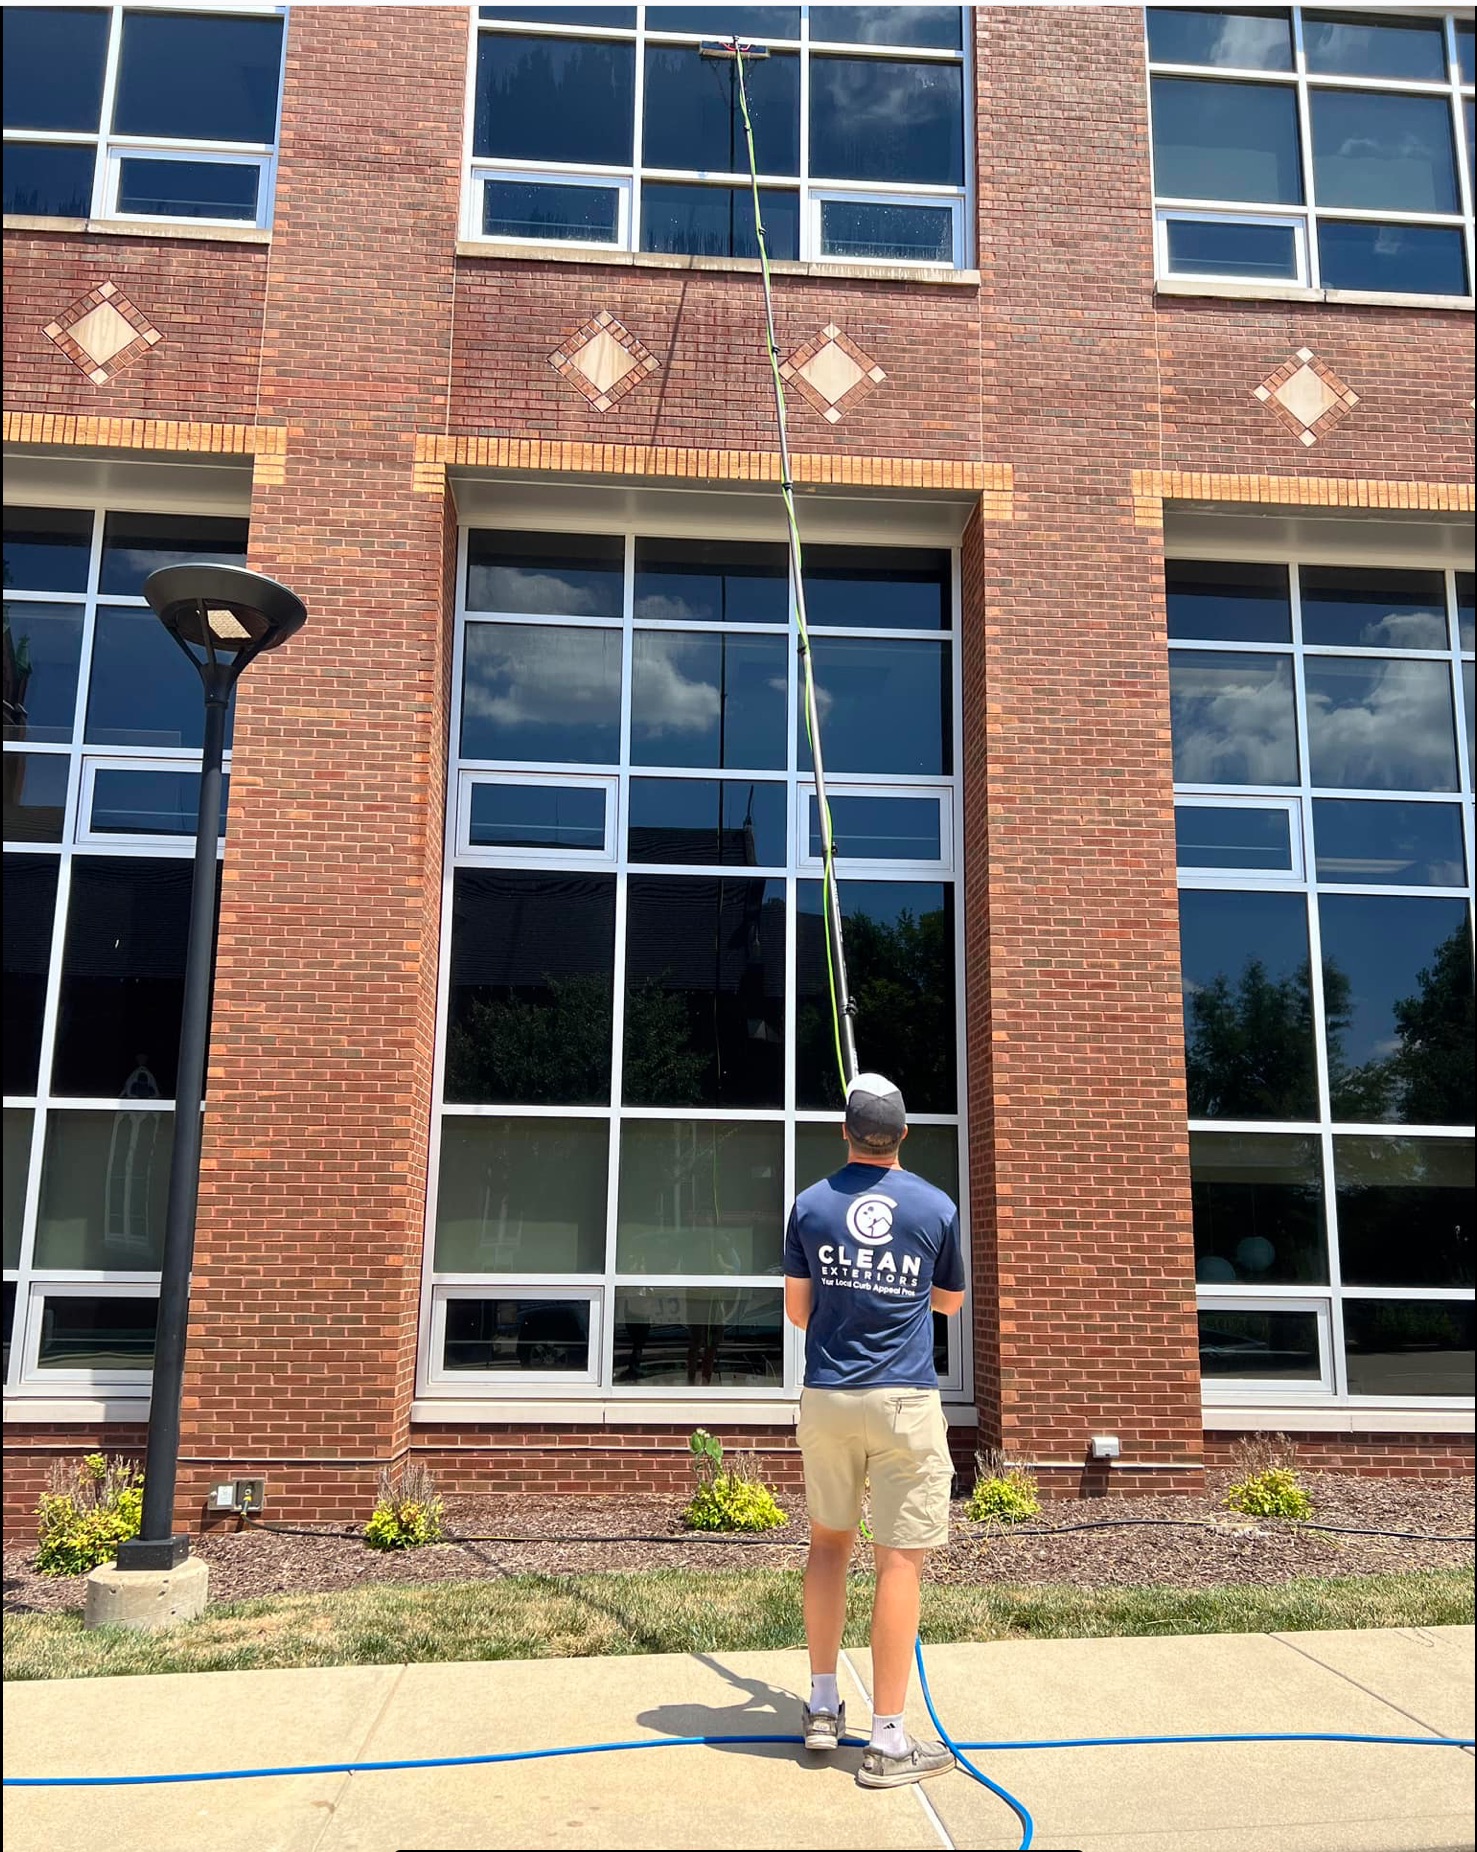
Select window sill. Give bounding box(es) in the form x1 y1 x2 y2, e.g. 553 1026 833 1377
1156 277 1474 312
1203 1402 1473 1435
3 214 271 245
411 1397 979 1428
456 240 980 287
4 1395 151 1424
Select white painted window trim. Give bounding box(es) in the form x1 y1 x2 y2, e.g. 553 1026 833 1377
797 780 955 875
464 164 631 248
1155 207 1311 288
455 770 620 864
15 1278 159 1390
427 1283 604 1390
809 187 964 269
1172 793 1304 881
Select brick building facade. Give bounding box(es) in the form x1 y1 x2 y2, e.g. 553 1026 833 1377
3 5 1473 1536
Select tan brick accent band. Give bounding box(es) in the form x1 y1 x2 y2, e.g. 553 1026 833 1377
1132 469 1474 527
4 412 287 485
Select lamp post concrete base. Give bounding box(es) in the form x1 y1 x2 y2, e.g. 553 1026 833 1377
84 1554 209 1632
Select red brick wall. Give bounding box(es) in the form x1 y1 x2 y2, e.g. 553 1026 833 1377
1204 1432 1476 1478
2 1427 149 1543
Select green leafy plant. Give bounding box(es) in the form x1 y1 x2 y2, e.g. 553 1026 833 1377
1224 1467 1313 1522
967 1450 1041 1525
35 1453 144 1576
364 1463 445 1551
682 1429 787 1533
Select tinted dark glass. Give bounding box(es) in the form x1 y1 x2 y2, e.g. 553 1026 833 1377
3 856 58 1094
435 1118 607 1273
2 7 108 130
1304 658 1458 792
113 12 283 143
615 1120 785 1273
444 871 616 1105
1319 894 1473 1125
1343 1301 1475 1397
444 1297 592 1374
1198 1308 1321 1380
1178 888 1317 1119
1317 221 1468 297
815 8 963 50
628 778 787 865
640 183 799 260
1166 562 1291 643
1465 663 1475 784
811 794 943 862
1303 11 1446 81
91 769 226 838
481 6 637 22
462 624 623 764
643 47 798 173
116 158 258 221
1311 91 1457 214
36 1295 157 1371
467 782 607 851
798 881 955 1110
612 1286 782 1388
646 8 799 34
3 754 68 844
1169 651 1299 785
87 607 232 752
631 632 788 770
1165 217 1298 280
635 539 788 626
475 35 634 164
1335 1136 1474 1290
4 604 84 743
811 56 963 185
1312 800 1466 888
1175 804 1293 871
484 179 620 242
819 199 954 264
1151 77 1303 203
1300 567 1448 651
34 1110 172 1269
98 513 248 599
2 143 96 218
0 1281 11 1376
804 547 950 630
1147 8 1292 70
1460 23 1475 86
52 858 193 1099
804 639 950 776
1191 1131 1326 1284
1457 573 1474 653
3 506 92 593
466 531 624 617
623 876 785 1107
3 1110 27 1268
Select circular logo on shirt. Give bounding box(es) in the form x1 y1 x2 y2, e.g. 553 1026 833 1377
846 1193 898 1246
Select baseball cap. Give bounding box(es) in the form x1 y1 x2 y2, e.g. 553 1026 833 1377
845 1072 907 1149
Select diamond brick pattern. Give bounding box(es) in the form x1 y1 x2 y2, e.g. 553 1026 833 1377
780 324 886 424
549 310 659 412
43 282 162 386
1253 348 1359 447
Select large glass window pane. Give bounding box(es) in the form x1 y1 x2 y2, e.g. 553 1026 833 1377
484 179 621 243
466 531 624 618
1310 90 1458 214
1300 567 1448 651
462 624 622 765
3 753 69 842
819 198 954 264
615 1119 784 1274
1319 895 1473 1125
643 46 799 174
444 871 616 1106
646 7 799 33
1335 1136 1474 1290
795 1120 959 1199
481 8 637 24
36 1295 157 1371
1146 8 1293 71
640 182 799 260
810 56 963 185
1166 562 1291 643
612 1285 782 1386
804 639 950 776
631 632 788 770
1459 22 1476 86
1464 663 1475 784
635 540 787 626
1151 77 1303 204
1175 804 1293 872
1191 1131 1326 1284
1199 1308 1322 1381
33 1109 171 1268
1178 889 1318 1120
3 506 93 593
1457 573 1474 654
3 855 58 1095
468 782 606 852
623 876 785 1107
113 12 283 144
1304 658 1458 792
799 881 956 1111
804 547 950 631
811 793 943 863
2 7 109 130
475 35 635 164
98 514 248 599
3 604 84 744
1303 11 1447 82
86 607 228 751
434 1118 607 1273
443 1296 593 1374
3 1108 31 1269
116 158 259 222
1316 221 1468 297
1312 799 1466 888
52 858 192 1100
1164 217 1299 280
91 768 224 839
1343 1300 1474 1397
1169 651 1299 786
628 778 787 866
2 143 95 217
814 8 963 51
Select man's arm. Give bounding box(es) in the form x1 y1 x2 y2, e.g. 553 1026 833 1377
931 1285 965 1316
784 1275 813 1330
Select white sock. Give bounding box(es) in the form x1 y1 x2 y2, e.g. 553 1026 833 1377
869 1711 909 1757
809 1672 841 1715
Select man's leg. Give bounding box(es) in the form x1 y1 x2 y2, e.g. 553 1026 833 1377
869 1544 926 1717
803 1520 855 1691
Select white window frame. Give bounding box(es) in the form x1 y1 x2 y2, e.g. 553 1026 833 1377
810 186 965 269
102 142 274 229
1155 207 1311 287
798 780 954 874
18 1279 160 1389
456 771 619 864
464 163 631 249
1197 1292 1335 1400
77 753 224 848
1173 794 1304 883
427 1283 603 1389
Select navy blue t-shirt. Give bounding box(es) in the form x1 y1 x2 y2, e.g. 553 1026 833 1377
784 1163 965 1389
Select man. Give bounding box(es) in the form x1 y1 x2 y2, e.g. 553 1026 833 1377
783 1072 966 1790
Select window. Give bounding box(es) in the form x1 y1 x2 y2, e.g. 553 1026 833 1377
424 525 966 1399
466 7 969 265
2 7 285 227
1171 557 1475 1405
3 504 247 1399
1148 9 1475 296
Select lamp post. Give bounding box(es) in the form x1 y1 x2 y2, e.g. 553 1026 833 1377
111 564 306 1576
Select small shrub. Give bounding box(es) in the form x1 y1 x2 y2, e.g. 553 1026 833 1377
1225 1467 1313 1522
365 1463 444 1551
682 1429 787 1533
967 1470 1042 1525
35 1453 143 1576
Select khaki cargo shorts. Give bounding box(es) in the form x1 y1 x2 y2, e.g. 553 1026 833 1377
797 1385 954 1550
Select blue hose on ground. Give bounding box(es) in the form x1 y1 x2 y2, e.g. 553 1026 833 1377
914 1635 1037 1844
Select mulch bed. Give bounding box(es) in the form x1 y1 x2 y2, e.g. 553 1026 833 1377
4 1473 1472 1618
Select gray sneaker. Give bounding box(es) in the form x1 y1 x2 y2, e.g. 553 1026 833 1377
801 1700 845 1752
856 1735 956 1789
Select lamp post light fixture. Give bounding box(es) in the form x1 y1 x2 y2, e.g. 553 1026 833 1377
110 564 306 1578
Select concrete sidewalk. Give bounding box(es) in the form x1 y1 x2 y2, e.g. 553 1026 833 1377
3 1627 1473 1852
